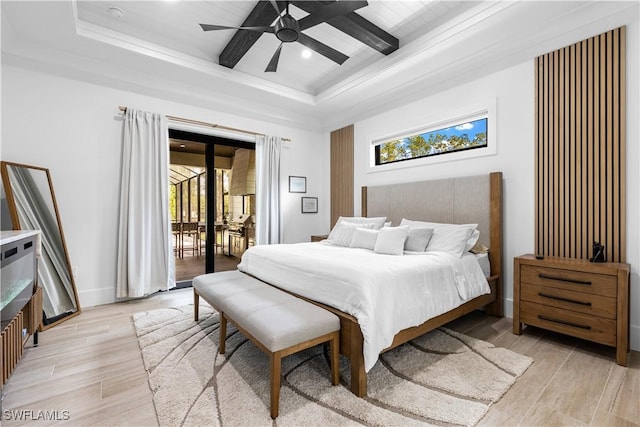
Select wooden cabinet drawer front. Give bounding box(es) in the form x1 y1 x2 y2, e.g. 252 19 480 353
520 301 616 346
521 284 616 319
520 265 616 297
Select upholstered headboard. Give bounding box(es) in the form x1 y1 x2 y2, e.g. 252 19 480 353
362 172 503 297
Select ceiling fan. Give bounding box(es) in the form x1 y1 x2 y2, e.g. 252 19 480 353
200 0 368 72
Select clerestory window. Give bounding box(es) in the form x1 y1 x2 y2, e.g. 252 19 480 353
374 116 488 166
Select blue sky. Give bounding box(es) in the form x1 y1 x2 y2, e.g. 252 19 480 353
414 117 487 141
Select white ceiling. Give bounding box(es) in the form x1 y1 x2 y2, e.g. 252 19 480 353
76 0 475 95
2 1 638 131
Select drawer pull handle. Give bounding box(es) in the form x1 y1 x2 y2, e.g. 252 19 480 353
4 247 18 259
538 273 592 285
538 315 592 330
538 292 592 306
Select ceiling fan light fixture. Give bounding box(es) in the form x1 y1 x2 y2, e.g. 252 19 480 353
274 14 299 43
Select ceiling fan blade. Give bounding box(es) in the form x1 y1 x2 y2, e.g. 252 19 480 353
297 33 348 65
268 0 281 14
265 43 284 72
200 23 273 33
298 0 368 31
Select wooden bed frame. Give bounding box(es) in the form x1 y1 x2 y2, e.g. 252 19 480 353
278 172 504 397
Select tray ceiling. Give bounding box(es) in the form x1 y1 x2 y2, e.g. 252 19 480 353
75 0 472 95
2 1 636 130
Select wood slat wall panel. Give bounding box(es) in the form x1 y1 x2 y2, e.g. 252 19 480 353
568 44 576 257
1 312 24 387
330 125 354 228
535 27 626 263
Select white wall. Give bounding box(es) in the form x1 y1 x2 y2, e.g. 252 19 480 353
1 65 328 307
626 19 640 353
350 18 640 351
2 17 637 353
353 60 535 317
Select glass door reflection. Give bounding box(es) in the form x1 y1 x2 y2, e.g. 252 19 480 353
169 163 206 284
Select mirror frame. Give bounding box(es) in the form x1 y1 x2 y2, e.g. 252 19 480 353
1 161 81 329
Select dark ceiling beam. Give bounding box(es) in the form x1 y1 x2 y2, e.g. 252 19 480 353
291 0 399 55
218 1 286 69
217 1 399 69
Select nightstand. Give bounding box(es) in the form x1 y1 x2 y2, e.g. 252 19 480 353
310 235 328 242
513 254 630 366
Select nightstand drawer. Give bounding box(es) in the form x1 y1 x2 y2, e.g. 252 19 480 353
514 254 630 366
521 283 617 319
520 264 616 297
520 301 616 346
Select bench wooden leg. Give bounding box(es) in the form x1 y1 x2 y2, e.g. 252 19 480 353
330 332 339 386
219 313 227 355
193 290 200 321
270 352 282 419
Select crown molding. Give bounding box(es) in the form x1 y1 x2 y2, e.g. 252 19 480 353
71 1 316 106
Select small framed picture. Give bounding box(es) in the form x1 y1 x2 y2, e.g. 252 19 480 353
289 176 306 193
301 197 318 214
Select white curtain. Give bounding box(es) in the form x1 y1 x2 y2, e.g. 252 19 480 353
116 109 174 298
255 135 282 245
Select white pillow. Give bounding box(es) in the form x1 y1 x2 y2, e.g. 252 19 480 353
400 218 477 230
350 228 379 250
426 226 475 257
327 222 375 247
404 227 434 252
466 229 480 251
400 219 479 252
335 216 387 229
374 226 409 255
327 216 387 243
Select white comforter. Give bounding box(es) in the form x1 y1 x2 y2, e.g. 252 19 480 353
238 241 490 371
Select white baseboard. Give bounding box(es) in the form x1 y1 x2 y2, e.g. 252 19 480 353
503 297 513 319
631 324 640 352
78 287 116 308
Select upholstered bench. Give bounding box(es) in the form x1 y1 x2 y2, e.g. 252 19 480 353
193 270 340 419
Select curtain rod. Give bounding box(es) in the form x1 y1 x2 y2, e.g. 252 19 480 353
118 106 290 142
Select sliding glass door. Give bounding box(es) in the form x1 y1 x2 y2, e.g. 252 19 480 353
168 128 255 285
169 163 207 284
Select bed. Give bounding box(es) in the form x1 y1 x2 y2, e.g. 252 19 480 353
239 172 503 397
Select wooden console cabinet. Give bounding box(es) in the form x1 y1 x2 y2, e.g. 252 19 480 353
1 231 42 387
513 254 630 366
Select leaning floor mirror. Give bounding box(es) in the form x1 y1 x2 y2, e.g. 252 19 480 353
1 161 81 328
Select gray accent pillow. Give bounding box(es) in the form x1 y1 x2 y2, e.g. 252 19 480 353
404 227 434 252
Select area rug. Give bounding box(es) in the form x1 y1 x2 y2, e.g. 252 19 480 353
133 305 532 427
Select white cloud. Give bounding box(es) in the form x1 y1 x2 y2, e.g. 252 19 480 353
455 123 474 131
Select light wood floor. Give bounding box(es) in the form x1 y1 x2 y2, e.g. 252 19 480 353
1 289 638 426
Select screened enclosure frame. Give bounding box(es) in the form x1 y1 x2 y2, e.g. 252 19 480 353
170 165 206 224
